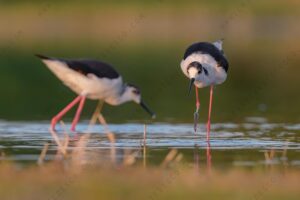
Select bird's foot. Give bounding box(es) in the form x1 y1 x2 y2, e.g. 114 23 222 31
71 133 79 141
70 127 76 132
50 118 57 131
193 104 200 133
193 111 199 133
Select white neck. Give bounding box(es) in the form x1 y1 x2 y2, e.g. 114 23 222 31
118 89 133 105
106 85 131 105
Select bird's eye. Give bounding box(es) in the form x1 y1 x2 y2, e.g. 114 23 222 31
198 71 201 74
132 90 140 95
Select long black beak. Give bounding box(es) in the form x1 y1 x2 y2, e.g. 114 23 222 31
140 101 156 119
188 78 195 96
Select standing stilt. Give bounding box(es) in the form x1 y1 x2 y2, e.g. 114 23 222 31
180 40 229 141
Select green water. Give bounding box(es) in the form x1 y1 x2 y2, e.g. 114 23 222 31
0 42 299 123
0 121 299 169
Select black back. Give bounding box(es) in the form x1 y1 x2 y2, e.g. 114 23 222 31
64 59 120 79
36 54 120 79
183 42 229 72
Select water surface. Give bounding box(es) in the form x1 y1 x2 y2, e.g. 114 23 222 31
0 119 299 169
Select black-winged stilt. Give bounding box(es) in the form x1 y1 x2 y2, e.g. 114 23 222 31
180 40 229 141
36 54 155 131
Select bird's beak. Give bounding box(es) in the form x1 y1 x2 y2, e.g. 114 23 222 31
188 78 195 96
140 100 156 119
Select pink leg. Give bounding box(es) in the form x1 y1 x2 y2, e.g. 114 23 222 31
70 96 86 131
195 86 200 110
51 96 82 130
194 86 200 132
207 85 214 141
206 142 212 173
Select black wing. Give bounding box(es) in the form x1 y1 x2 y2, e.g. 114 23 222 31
183 42 229 72
36 54 120 79
64 59 120 79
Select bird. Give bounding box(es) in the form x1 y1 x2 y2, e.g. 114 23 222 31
180 39 229 141
36 54 155 131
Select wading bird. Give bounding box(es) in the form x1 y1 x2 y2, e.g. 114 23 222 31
36 54 155 131
180 40 229 141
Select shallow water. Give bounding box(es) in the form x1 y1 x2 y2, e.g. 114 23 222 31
0 119 299 169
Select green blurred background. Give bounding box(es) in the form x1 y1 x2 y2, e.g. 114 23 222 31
0 0 299 123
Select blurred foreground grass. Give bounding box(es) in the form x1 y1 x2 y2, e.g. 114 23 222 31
0 162 299 200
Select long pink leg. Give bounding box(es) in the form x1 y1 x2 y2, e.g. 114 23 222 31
207 85 214 141
70 96 86 131
194 86 200 132
51 96 82 130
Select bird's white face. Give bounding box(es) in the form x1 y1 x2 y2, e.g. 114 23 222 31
187 61 204 80
187 61 204 94
187 67 201 80
126 86 142 104
122 84 156 118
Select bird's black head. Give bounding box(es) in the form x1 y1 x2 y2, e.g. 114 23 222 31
187 62 203 95
127 83 141 95
187 61 203 76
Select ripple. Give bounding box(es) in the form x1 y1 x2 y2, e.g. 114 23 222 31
0 121 299 165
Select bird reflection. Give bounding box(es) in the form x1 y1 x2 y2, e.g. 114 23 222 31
194 141 212 174
206 142 212 173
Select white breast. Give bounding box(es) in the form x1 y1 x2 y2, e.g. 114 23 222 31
180 53 227 88
43 60 123 101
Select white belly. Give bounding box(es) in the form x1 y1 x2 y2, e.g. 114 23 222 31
194 65 227 88
181 53 227 88
43 60 123 101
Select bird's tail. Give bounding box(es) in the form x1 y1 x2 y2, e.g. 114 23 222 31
213 39 224 51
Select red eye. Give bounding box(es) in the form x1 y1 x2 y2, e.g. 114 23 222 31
133 90 140 95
